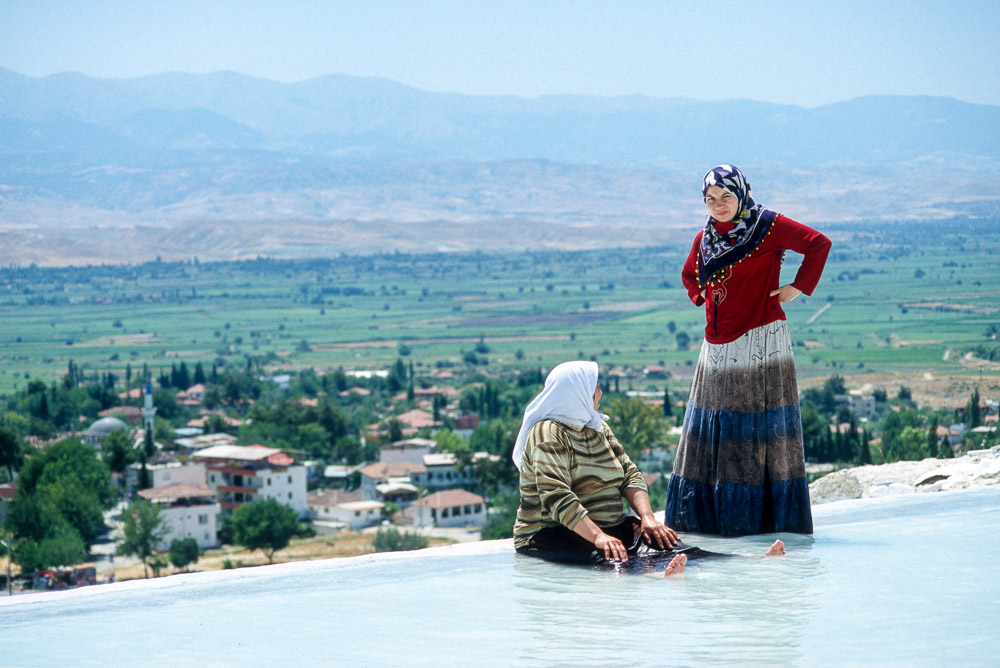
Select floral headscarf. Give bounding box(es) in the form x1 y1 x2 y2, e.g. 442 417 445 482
697 164 779 286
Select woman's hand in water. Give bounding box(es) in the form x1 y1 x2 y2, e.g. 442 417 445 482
640 516 679 549
769 284 802 304
593 533 629 562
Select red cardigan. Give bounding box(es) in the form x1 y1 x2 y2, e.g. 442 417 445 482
681 214 831 344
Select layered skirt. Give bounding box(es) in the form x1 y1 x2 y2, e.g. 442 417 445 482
665 320 813 536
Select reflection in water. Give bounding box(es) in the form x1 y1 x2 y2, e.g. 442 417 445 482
512 533 826 666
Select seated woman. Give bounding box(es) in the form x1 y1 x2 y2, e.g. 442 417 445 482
512 360 784 576
512 361 726 576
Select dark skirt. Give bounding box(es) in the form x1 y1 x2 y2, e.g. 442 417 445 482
515 517 723 573
665 321 813 536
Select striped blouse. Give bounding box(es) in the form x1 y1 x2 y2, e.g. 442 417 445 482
513 419 648 549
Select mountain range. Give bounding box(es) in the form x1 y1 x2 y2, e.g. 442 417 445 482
1 68 998 265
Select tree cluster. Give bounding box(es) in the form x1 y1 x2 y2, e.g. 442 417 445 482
5 438 115 573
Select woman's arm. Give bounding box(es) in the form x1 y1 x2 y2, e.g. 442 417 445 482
571 515 629 562
681 232 706 306
531 427 588 531
772 215 832 296
624 487 679 549
605 425 679 549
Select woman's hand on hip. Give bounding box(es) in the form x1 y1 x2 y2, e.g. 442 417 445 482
640 516 678 549
593 533 629 562
769 284 802 304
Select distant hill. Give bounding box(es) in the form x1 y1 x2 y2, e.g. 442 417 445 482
1 68 999 265
3 67 998 163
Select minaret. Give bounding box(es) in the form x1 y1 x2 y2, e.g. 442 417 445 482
141 377 156 435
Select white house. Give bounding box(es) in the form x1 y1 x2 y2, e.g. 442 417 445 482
308 489 384 531
380 437 437 464
174 432 237 452
412 489 487 528
422 452 476 491
137 482 220 550
127 461 207 495
329 500 385 530
359 461 426 506
193 444 308 517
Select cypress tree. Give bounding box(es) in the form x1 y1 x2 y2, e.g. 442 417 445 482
966 388 982 429
938 436 954 459
177 361 191 389
927 417 939 458
859 429 872 465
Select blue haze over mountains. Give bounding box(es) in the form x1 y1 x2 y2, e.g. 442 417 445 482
1 67 998 264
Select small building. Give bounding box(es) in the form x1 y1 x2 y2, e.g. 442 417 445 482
329 500 385 530
175 432 238 452
947 424 967 446
185 384 206 401
374 477 420 507
393 409 437 433
193 444 308 517
359 461 427 502
836 394 876 420
137 482 220 550
413 386 460 400
452 412 479 431
643 365 669 378
308 490 384 531
381 437 437 464
186 413 243 430
126 461 207 495
412 490 487 528
322 463 365 488
423 452 476 491
268 374 291 390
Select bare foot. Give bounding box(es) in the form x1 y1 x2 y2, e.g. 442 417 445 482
765 539 785 557
663 553 687 577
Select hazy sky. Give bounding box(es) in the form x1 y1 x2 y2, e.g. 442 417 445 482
2 0 998 107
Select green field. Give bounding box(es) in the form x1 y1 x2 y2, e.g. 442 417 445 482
2 219 998 405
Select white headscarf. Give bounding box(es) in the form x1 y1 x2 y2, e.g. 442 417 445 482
511 361 607 470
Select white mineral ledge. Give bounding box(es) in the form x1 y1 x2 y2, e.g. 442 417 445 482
809 445 1000 504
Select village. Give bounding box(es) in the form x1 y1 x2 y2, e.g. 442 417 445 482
0 358 696 589
3 350 996 594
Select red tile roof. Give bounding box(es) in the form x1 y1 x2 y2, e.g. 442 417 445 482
393 409 436 429
359 461 427 479
412 489 485 509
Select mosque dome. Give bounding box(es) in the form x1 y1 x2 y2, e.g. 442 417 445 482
84 416 130 443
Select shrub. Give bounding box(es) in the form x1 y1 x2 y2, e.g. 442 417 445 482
372 526 428 553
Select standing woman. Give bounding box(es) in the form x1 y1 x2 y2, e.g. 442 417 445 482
664 165 831 536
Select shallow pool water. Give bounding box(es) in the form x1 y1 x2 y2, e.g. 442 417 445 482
3 487 998 666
